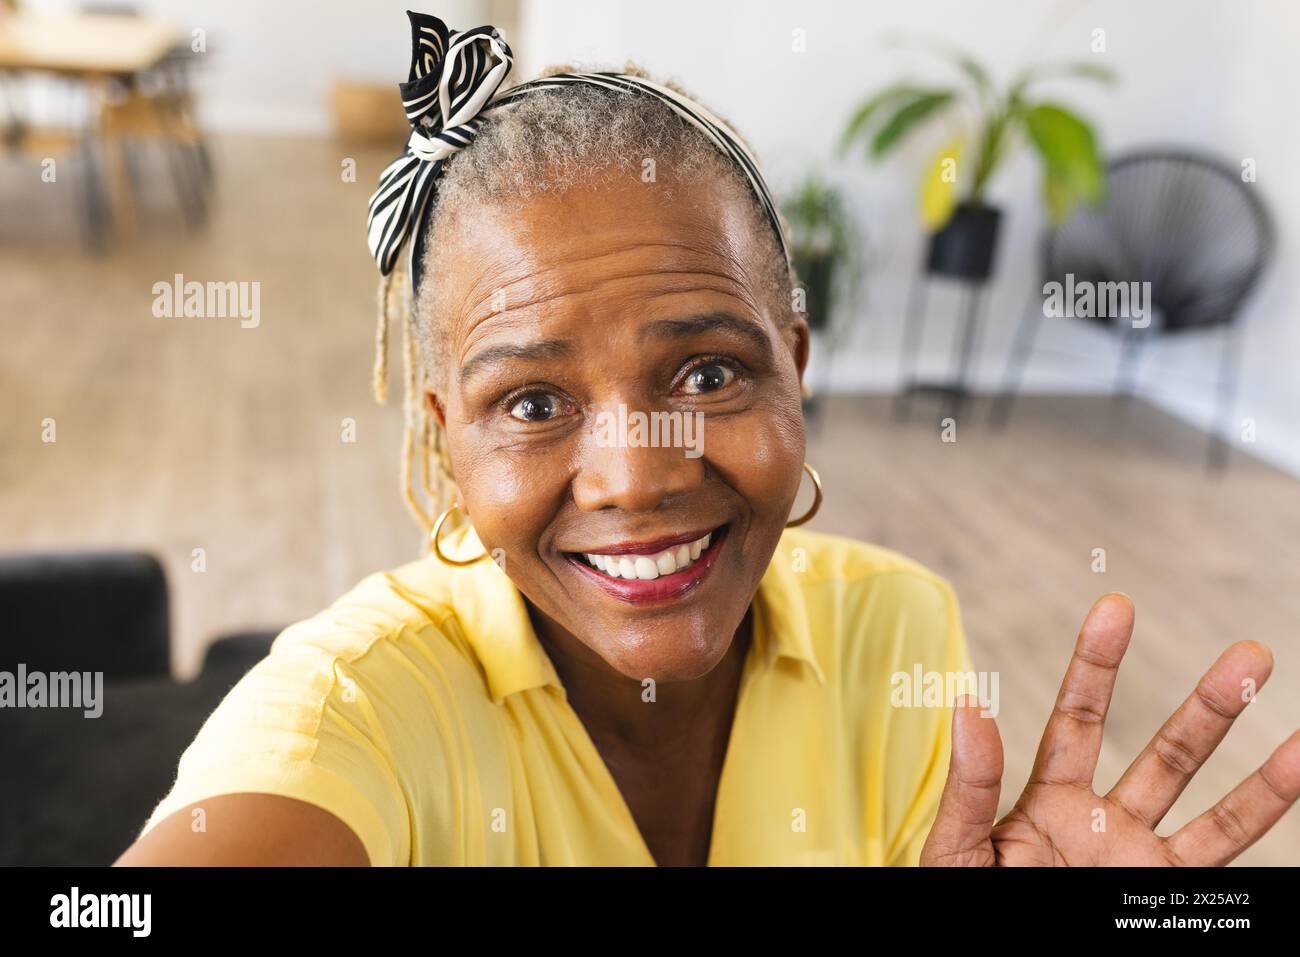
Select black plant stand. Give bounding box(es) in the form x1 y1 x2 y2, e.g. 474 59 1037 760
893 271 993 420
894 202 1002 421
793 247 841 434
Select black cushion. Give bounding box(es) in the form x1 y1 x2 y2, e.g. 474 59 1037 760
0 551 170 678
0 630 277 866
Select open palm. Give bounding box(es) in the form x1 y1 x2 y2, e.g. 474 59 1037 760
921 594 1300 866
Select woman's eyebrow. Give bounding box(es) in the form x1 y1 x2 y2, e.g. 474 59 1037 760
460 338 574 385
644 313 772 356
459 314 769 386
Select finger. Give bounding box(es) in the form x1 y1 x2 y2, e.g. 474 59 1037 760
920 695 1004 866
1165 729 1300 866
1106 641 1273 828
1028 593 1135 788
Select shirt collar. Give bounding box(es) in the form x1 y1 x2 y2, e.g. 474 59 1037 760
445 524 566 703
443 525 825 703
752 532 827 685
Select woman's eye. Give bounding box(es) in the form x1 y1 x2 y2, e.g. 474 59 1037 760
681 363 735 395
508 393 562 422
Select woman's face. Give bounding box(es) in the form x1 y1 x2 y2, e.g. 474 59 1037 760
427 172 809 683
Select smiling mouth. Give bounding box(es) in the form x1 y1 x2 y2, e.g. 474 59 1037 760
578 527 717 579
563 525 729 603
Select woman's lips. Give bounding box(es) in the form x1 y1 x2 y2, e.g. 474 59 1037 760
564 525 728 604
577 526 717 556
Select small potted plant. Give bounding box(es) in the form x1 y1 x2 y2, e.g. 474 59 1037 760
840 40 1114 281
782 173 860 333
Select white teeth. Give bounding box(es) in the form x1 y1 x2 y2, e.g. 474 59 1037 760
582 530 717 580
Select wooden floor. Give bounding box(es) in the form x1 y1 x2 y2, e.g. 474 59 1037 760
3 134 1298 863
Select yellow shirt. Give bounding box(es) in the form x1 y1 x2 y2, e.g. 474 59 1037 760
139 526 973 866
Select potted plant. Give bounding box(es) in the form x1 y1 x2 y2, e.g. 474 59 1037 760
782 173 860 333
840 41 1114 281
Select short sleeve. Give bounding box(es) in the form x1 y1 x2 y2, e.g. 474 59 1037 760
137 641 411 866
882 575 975 866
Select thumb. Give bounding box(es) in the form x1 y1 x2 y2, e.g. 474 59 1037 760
920 694 1004 866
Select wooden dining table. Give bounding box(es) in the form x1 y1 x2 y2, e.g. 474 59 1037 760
0 11 184 238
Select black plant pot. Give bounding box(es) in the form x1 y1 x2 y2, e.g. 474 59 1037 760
792 248 836 331
926 202 1003 281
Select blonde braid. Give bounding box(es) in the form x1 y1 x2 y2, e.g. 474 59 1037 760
372 257 464 543
399 282 435 535
373 271 393 404
419 406 439 504
431 413 461 531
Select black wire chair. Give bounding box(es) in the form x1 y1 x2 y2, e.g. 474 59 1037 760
990 149 1274 467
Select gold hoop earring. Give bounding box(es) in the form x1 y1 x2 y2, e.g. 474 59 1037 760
430 504 490 566
785 462 823 528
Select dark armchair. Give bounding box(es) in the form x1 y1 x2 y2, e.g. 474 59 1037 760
991 149 1274 467
0 551 277 865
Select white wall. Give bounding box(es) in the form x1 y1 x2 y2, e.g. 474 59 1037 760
516 0 1300 473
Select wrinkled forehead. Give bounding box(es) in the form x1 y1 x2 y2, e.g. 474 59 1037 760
420 172 776 365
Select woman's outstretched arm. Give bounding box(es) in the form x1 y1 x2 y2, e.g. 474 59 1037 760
113 794 370 867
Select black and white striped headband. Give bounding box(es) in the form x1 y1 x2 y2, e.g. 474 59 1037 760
366 10 791 297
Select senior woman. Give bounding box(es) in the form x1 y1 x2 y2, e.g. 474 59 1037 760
119 13 1298 867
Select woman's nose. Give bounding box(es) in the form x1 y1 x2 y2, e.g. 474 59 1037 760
571 433 706 513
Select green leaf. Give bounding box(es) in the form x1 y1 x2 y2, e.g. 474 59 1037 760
884 34 994 105
1041 166 1074 222
1021 102 1105 218
951 53 995 101
969 111 1008 198
839 84 929 157
1010 61 1118 103
870 90 957 158
1030 61 1119 85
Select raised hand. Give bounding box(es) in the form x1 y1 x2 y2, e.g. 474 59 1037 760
921 593 1300 866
